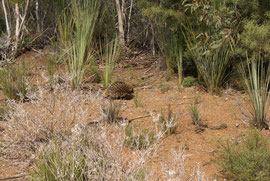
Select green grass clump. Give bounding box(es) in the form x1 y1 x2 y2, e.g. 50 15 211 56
134 90 143 107
190 97 201 125
239 54 270 129
215 129 270 181
124 126 155 150
159 105 178 135
158 83 171 93
101 37 121 88
31 141 88 181
0 63 28 101
182 76 198 87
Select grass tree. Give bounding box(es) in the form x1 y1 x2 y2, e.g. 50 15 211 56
239 54 270 129
58 0 100 89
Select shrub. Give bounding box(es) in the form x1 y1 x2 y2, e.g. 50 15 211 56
215 129 270 181
182 76 197 87
0 63 28 101
158 105 178 135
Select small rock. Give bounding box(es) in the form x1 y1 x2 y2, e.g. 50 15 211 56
236 123 240 127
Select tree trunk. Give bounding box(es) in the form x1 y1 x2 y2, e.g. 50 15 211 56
127 0 133 43
115 0 125 46
14 0 30 52
2 0 11 46
15 3 20 51
35 0 40 33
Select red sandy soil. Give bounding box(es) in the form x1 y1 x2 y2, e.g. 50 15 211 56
0 50 270 180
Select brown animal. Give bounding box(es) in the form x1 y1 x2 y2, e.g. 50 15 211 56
104 81 134 100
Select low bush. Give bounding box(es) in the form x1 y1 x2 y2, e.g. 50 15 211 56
215 129 270 181
182 76 198 87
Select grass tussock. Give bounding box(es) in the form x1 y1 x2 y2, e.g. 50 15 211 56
190 96 201 126
0 62 28 101
215 129 270 181
239 54 270 129
101 37 121 88
100 100 122 124
158 105 179 135
134 90 143 107
184 26 232 94
124 126 156 150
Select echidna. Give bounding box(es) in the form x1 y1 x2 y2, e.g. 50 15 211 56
104 81 134 100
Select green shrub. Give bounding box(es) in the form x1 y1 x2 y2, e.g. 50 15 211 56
215 129 270 181
158 83 171 93
182 76 197 87
159 105 178 135
124 126 155 150
0 63 28 101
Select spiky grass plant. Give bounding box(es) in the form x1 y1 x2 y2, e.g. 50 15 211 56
134 90 143 107
183 26 232 94
0 63 28 101
101 37 121 87
158 105 178 135
64 0 100 89
100 100 122 124
190 97 201 126
239 54 270 129
124 126 156 150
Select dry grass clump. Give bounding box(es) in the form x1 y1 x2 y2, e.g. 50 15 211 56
0 84 101 164
161 148 207 181
124 126 156 150
158 105 179 135
100 100 122 124
31 122 159 180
